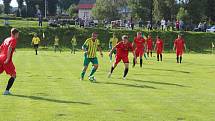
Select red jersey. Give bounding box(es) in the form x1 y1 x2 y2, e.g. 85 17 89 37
147 37 153 49
174 38 185 51
116 41 133 57
0 36 17 62
156 39 163 50
134 37 145 49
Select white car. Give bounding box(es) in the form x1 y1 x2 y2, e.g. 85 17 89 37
206 26 215 32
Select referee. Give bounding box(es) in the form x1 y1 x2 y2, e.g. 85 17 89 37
32 33 41 55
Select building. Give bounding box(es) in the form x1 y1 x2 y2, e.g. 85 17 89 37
78 0 96 19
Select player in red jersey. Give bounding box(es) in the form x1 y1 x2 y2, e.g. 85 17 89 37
146 34 154 57
132 32 146 67
108 35 136 79
154 36 164 61
173 34 186 63
0 28 19 95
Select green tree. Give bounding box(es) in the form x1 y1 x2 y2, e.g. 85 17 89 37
3 0 12 14
58 0 79 11
17 0 24 16
177 7 189 22
128 0 152 21
67 4 78 18
47 0 58 16
92 0 121 21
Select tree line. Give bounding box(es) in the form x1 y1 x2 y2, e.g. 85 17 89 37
92 0 215 24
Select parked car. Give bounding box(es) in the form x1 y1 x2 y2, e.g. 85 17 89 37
206 26 215 32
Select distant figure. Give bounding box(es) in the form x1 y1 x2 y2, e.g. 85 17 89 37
32 33 41 55
161 18 166 31
176 20 180 31
54 36 61 53
71 35 77 54
38 14 43 27
167 20 171 31
154 36 164 61
173 34 186 63
147 21 152 31
146 34 154 57
109 33 118 62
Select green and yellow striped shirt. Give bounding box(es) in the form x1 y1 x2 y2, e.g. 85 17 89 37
83 38 100 58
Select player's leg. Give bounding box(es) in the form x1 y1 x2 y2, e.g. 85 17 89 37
81 57 90 80
133 50 138 67
150 50 153 57
89 58 99 77
123 63 129 79
160 54 163 61
157 52 159 61
122 57 129 79
3 62 16 95
36 45 38 55
140 50 144 67
108 56 120 78
179 52 183 63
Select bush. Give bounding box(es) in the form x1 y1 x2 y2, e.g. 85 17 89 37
0 26 214 53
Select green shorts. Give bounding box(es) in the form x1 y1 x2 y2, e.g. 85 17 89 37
84 56 99 66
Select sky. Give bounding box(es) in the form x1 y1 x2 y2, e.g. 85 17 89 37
0 0 18 7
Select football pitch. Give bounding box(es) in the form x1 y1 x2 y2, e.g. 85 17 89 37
0 50 214 121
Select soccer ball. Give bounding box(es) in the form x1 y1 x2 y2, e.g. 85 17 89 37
89 76 96 82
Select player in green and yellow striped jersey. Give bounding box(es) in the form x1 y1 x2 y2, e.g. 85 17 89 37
81 32 103 82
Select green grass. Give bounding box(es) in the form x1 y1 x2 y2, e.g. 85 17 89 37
0 50 215 121
0 19 48 28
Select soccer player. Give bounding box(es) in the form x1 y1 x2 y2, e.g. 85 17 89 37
173 34 186 63
133 32 146 67
0 28 19 95
109 33 118 62
54 36 61 53
71 35 77 54
81 32 103 82
154 36 164 61
146 34 154 57
108 35 136 79
32 33 40 55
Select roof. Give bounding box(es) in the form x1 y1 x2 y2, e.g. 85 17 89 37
79 4 95 9
78 0 96 9
79 0 96 4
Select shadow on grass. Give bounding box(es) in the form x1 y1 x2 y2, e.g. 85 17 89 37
11 94 91 105
127 78 189 87
95 82 157 89
144 67 191 74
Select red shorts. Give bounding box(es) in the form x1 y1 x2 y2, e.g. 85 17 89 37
156 49 163 54
176 50 183 56
135 48 144 57
115 55 129 65
147 46 153 52
0 61 16 76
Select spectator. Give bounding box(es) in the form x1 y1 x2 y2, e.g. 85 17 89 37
161 18 166 31
167 20 171 31
38 14 43 27
179 20 184 30
139 18 143 28
147 21 152 31
176 20 180 31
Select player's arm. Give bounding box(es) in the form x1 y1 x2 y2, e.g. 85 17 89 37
184 43 187 51
31 38 34 45
4 46 13 64
173 41 176 51
109 44 117 57
109 39 112 50
98 45 103 57
154 43 157 51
